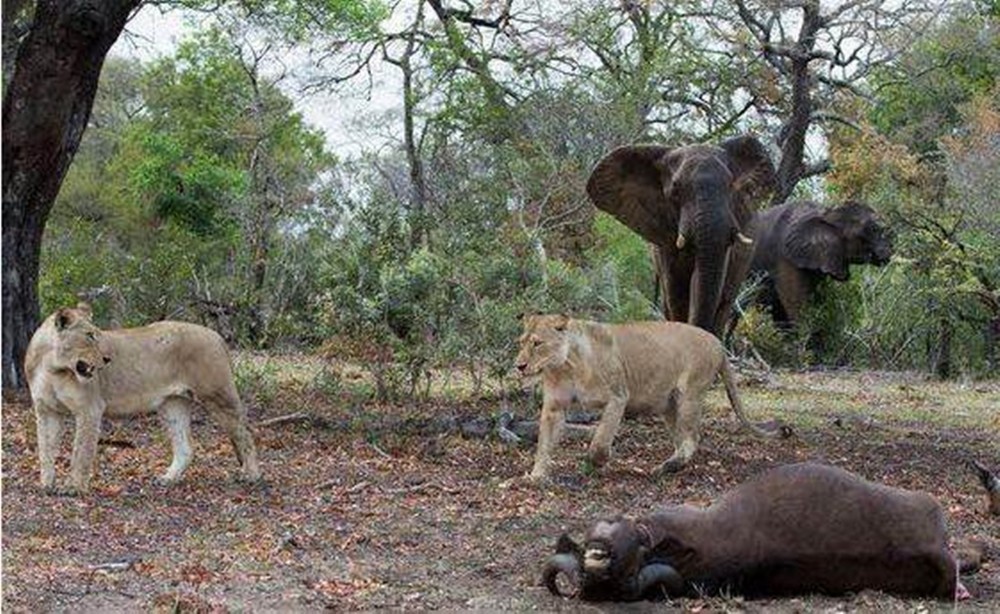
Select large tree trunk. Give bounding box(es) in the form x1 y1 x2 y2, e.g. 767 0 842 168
2 0 139 390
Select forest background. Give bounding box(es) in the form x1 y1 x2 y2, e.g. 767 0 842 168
12 0 1000 399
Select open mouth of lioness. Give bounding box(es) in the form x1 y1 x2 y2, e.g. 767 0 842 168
75 360 96 379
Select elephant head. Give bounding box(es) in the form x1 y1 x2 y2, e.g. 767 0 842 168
783 201 893 281
586 135 775 332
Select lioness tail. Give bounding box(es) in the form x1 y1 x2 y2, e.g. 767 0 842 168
719 359 789 439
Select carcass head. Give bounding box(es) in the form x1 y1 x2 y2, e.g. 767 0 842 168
542 517 684 601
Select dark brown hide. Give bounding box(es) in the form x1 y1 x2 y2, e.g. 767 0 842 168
548 463 958 601
747 201 893 325
970 459 1000 516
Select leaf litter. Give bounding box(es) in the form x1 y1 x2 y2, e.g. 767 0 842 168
2 367 997 612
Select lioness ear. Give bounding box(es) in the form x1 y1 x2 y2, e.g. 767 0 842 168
55 308 74 331
554 313 570 332
75 302 93 320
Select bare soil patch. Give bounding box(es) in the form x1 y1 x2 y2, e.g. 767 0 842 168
3 364 998 612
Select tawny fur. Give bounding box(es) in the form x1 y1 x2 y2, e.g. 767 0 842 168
515 314 785 480
25 304 261 493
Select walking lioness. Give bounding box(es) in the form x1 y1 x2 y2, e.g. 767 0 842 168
515 314 787 480
24 303 261 493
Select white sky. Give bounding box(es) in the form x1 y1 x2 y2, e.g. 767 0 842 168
111 5 402 158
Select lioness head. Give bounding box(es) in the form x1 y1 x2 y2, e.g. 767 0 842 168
51 303 112 381
515 313 572 376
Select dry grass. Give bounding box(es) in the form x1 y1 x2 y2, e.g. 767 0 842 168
2 356 998 612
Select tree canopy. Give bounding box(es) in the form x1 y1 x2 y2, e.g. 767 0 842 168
8 0 1000 389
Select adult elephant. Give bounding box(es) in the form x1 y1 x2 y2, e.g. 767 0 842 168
586 136 776 334
747 200 894 325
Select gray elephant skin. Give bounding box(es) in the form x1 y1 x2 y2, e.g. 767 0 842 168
748 200 893 325
586 136 775 334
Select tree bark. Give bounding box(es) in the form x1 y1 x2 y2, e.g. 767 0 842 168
930 314 953 379
770 0 821 204
2 0 139 390
396 0 428 251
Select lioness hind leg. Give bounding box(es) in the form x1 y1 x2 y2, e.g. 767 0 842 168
657 391 701 475
159 398 194 484
35 405 65 490
208 391 261 482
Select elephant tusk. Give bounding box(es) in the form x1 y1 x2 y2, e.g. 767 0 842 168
676 234 686 250
542 553 582 597
736 231 753 245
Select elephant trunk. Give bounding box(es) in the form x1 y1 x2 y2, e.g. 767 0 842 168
690 183 731 333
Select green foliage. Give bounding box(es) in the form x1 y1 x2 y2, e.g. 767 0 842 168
588 213 656 320
42 23 335 341
232 355 283 408
38 0 1000 393
869 7 1000 153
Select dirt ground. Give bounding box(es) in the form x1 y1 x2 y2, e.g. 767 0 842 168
2 359 998 612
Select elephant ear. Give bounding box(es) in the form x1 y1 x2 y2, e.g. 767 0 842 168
586 145 676 245
784 211 848 280
720 135 776 213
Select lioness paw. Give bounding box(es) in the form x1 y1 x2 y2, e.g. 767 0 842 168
524 471 550 484
236 471 263 484
656 458 688 475
587 448 610 468
48 484 87 497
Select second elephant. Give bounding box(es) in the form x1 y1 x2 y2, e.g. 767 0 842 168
747 200 893 325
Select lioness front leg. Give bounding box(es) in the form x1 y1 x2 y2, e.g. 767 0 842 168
35 405 64 491
530 398 567 480
69 410 103 493
657 391 701 475
159 399 194 484
588 395 627 468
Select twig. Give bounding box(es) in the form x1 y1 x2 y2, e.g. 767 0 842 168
89 560 135 573
257 412 310 427
383 482 462 495
98 438 136 449
369 442 391 459
347 480 372 494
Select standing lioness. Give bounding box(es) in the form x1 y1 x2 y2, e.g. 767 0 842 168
25 303 261 493
515 314 786 480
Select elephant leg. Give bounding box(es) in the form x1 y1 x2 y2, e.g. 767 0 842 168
656 245 694 322
773 260 811 325
714 241 754 335
690 254 729 332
